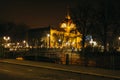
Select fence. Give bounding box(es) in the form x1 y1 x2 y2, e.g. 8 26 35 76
1 47 120 70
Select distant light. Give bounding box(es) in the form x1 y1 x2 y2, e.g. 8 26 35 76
89 39 93 44
47 34 50 37
58 39 61 42
93 41 97 46
89 39 97 47
119 37 120 40
17 42 20 45
23 40 26 43
3 36 10 41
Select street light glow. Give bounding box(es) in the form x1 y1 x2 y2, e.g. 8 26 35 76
23 40 26 43
58 39 61 42
47 34 50 37
119 37 120 40
89 39 97 47
3 36 10 41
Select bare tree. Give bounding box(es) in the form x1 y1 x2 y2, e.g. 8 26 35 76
0 22 29 42
71 1 96 53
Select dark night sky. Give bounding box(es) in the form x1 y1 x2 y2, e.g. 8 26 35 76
0 0 78 28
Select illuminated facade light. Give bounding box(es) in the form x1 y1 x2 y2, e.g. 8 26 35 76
61 23 67 28
28 8 82 49
48 9 82 49
58 39 61 42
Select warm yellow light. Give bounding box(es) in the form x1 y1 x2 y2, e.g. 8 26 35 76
119 37 120 40
3 36 10 41
23 40 26 43
3 37 6 40
47 34 50 37
7 43 10 47
61 23 66 28
58 39 61 42
17 42 20 45
70 23 76 29
72 42 75 44
8 37 10 40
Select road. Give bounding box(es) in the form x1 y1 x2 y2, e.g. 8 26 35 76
0 63 117 80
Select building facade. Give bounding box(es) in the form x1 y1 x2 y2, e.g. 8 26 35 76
28 11 82 50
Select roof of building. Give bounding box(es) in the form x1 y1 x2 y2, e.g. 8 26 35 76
29 26 50 32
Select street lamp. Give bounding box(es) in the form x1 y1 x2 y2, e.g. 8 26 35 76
118 37 120 40
3 36 10 58
3 36 11 48
3 36 10 42
118 37 120 48
23 40 29 48
47 34 50 48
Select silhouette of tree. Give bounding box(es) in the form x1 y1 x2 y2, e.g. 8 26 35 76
0 22 29 42
92 0 120 52
71 1 96 53
72 0 120 52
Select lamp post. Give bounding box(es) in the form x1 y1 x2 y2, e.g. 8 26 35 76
3 36 10 42
3 36 10 58
23 40 26 47
23 40 29 48
118 37 120 48
47 34 50 48
3 36 10 48
58 39 61 48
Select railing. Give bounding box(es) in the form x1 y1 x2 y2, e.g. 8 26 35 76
1 47 120 70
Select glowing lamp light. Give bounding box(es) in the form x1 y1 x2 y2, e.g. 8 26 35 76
23 40 26 43
119 37 120 40
47 34 50 37
3 36 10 41
58 39 61 42
89 39 93 44
89 39 97 47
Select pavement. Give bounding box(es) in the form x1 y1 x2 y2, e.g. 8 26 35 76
0 59 120 79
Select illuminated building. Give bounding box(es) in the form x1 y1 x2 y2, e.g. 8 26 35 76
50 11 82 49
28 10 82 49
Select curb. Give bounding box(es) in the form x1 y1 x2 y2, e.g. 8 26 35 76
1 60 120 79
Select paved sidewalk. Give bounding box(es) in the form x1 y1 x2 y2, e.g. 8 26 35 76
0 59 120 79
